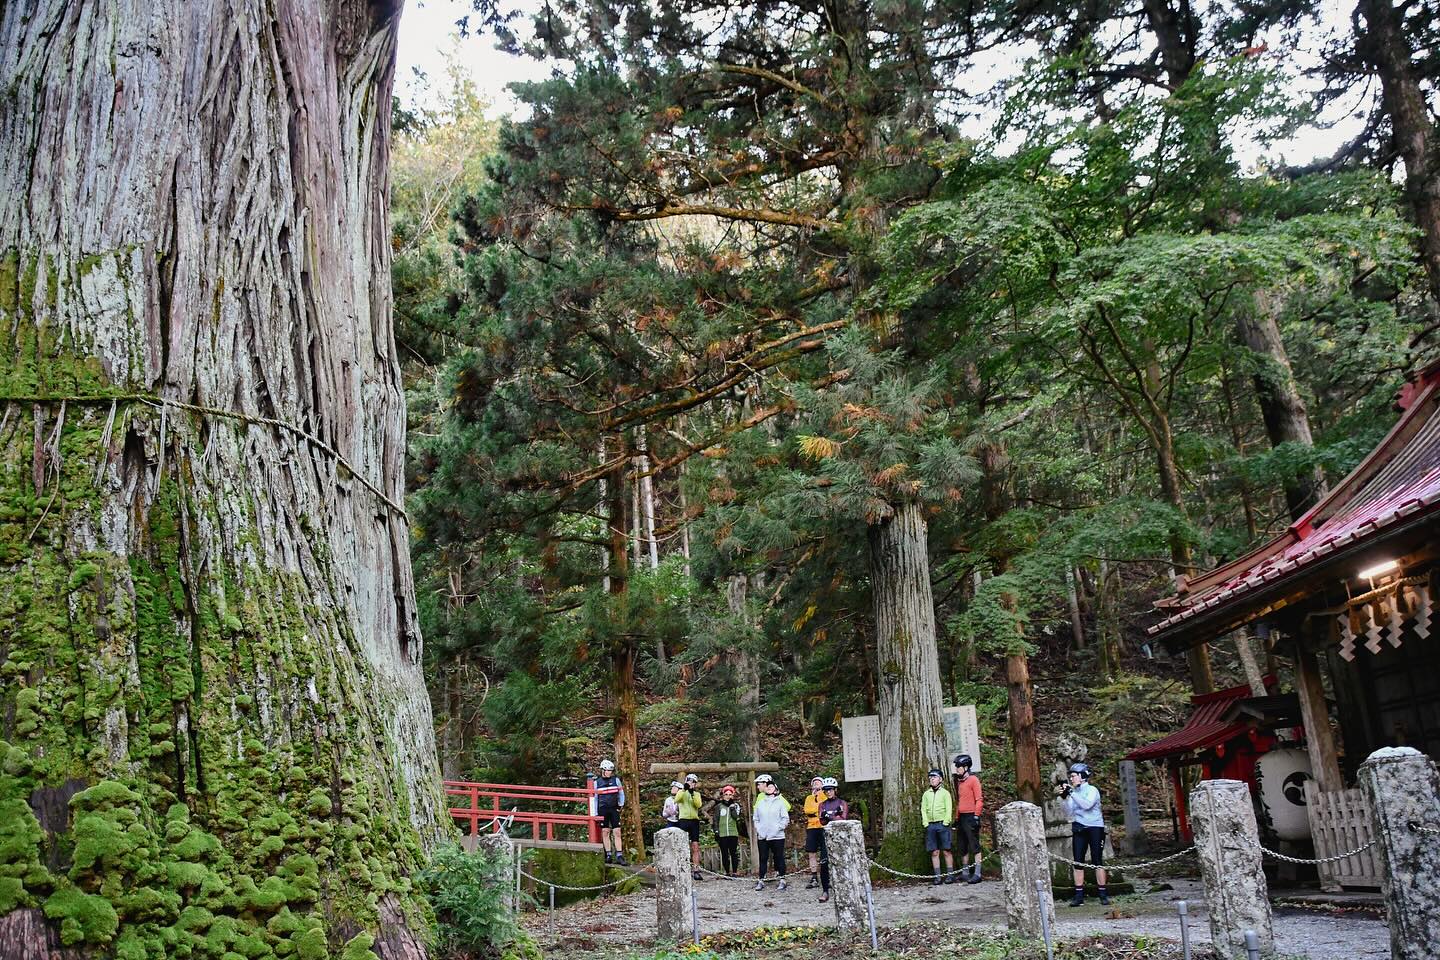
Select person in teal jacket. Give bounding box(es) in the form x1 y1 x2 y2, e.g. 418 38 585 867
921 768 957 885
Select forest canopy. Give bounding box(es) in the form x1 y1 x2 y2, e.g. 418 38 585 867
396 0 1440 854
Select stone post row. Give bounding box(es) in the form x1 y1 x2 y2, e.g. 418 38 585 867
1359 746 1440 960
654 826 694 943
995 801 1055 939
1190 779 1273 958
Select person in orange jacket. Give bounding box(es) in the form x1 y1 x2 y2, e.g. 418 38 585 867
952 754 983 884
802 775 825 888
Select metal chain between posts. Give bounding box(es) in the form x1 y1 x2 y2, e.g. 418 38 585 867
866 859 972 880
696 866 776 883
517 867 638 893
1251 838 1378 866
1045 845 1197 871
1410 820 1440 837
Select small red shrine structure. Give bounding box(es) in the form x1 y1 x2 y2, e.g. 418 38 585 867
1126 678 1303 842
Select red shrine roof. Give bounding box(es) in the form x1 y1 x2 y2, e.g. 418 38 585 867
1149 359 1440 645
1125 681 1259 762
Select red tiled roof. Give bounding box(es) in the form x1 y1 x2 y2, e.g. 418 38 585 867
1149 361 1440 639
1125 682 1257 762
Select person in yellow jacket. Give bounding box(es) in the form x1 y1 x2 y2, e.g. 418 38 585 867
921 768 957 885
802 775 825 888
677 773 706 880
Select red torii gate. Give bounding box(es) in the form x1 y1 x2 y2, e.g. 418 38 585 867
445 780 603 847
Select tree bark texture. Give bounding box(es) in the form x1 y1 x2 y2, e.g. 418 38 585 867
725 573 763 762
1358 0 1440 309
867 501 947 837
0 2 439 957
1233 300 1325 520
1005 652 1042 804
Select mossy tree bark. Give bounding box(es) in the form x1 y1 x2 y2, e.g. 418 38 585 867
0 1 441 957
867 501 947 837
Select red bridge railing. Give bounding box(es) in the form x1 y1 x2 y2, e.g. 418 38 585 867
444 780 602 844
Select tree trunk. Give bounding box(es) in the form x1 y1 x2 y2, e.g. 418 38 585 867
1066 567 1086 651
1233 297 1325 520
976 440 1045 809
726 573 763 761
1232 631 1267 697
1005 653 1043 803
637 429 659 571
867 501 947 837
606 450 644 859
1358 0 1440 308
1096 560 1116 679
0 2 437 956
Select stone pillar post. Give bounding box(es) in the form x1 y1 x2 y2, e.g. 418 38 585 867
477 833 518 913
1190 779 1272 958
824 819 869 932
995 801 1055 938
655 826 694 943
1358 746 1440 960
1118 760 1148 854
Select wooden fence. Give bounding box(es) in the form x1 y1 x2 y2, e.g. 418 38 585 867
1304 782 1382 889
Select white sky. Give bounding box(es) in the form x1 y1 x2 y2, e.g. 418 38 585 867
395 0 1364 171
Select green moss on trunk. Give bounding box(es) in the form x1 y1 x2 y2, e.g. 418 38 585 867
0 285 433 957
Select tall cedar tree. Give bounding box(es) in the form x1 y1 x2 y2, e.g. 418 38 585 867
445 0 1015 837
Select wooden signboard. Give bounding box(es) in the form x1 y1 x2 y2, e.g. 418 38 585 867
841 715 884 782
942 705 981 772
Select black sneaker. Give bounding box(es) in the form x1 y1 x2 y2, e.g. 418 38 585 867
604 852 613 864
806 874 819 889
615 854 628 866
1098 891 1110 906
967 867 982 884
1068 891 1085 907
931 874 942 886
692 870 703 881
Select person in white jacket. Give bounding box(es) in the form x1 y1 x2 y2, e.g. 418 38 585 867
1061 762 1109 906
751 774 791 891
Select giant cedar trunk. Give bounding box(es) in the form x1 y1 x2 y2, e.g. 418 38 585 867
867 501 947 837
0 2 439 957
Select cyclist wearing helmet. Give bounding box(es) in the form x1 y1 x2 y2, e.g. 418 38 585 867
803 775 825 888
677 773 705 880
662 780 683 828
921 768 957 885
1061 762 1109 906
751 774 791 891
951 754 982 883
815 777 850 903
703 783 749 876
593 759 627 866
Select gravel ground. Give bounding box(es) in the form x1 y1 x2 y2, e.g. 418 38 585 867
522 873 1389 960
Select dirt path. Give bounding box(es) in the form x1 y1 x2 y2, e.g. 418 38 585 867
523 875 1388 960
